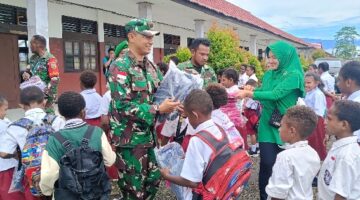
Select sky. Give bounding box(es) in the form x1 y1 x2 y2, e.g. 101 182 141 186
226 0 360 40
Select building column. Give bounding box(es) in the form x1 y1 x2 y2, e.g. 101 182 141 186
249 34 257 56
138 2 154 62
97 10 106 94
194 19 205 38
27 0 49 51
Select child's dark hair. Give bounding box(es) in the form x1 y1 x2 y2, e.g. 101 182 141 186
169 56 179 65
0 95 7 107
339 61 360 87
108 48 115 53
318 62 329 72
157 62 169 75
283 105 318 139
217 69 225 77
184 89 213 115
58 91 86 119
247 65 256 73
308 64 317 70
332 100 360 132
206 84 228 109
20 86 44 106
80 70 97 89
222 68 239 84
245 79 257 87
305 72 325 93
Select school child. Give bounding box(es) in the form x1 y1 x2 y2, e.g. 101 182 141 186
40 91 116 198
318 100 360 200
243 79 261 156
0 95 25 199
304 72 327 160
160 89 251 200
266 106 320 200
220 68 247 149
80 70 102 126
0 86 65 200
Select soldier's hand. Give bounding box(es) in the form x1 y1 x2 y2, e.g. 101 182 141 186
159 98 180 114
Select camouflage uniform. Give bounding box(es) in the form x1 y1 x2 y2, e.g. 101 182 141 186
29 51 59 113
108 18 162 200
177 60 217 89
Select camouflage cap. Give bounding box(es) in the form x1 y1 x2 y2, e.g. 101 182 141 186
125 18 160 37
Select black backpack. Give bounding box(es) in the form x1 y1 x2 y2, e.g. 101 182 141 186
52 126 111 200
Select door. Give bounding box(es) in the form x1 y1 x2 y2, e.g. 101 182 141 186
0 33 20 108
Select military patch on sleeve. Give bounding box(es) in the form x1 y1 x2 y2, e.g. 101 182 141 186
47 57 59 78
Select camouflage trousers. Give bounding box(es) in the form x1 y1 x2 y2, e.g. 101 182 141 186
115 146 161 200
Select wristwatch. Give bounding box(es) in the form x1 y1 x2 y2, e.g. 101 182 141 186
154 104 160 116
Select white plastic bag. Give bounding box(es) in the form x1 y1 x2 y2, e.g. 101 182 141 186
155 142 187 200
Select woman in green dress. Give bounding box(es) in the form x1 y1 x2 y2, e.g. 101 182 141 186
237 41 305 200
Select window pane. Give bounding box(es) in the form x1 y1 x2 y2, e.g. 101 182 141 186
18 40 27 47
84 56 90 69
74 42 79 55
74 57 80 70
19 52 28 71
84 42 90 56
65 41 73 55
65 56 74 71
91 57 96 70
90 43 96 55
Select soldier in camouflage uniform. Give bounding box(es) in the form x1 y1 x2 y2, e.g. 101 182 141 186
108 18 180 200
177 38 217 88
29 35 60 113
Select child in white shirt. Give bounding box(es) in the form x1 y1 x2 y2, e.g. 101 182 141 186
0 86 65 199
160 89 229 200
266 106 320 200
318 100 360 200
80 70 102 126
0 96 25 199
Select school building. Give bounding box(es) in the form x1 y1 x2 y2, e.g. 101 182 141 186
0 0 314 108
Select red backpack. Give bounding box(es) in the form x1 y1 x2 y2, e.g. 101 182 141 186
192 129 252 200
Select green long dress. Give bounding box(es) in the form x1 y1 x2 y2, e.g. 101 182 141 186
253 41 305 145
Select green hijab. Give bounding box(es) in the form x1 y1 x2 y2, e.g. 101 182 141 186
265 40 305 97
115 40 129 57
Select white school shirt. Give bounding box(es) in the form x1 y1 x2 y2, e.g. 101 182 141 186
0 118 18 171
305 87 327 117
318 136 360 200
80 88 102 119
320 71 335 93
347 90 360 103
226 85 240 94
248 73 258 82
98 90 111 116
266 140 320 200
347 90 360 138
180 119 223 200
238 73 249 88
0 108 65 154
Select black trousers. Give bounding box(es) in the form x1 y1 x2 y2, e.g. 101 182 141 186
258 142 283 200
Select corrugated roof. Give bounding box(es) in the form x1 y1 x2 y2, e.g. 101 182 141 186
189 0 311 46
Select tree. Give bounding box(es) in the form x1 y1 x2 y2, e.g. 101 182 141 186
334 26 359 59
163 47 191 63
206 23 264 79
311 49 327 60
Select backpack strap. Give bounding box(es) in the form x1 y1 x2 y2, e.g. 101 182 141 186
42 114 57 125
195 124 228 154
81 126 95 147
52 132 74 152
10 118 34 130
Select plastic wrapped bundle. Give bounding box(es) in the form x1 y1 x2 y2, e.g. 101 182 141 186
154 61 203 122
155 142 187 200
19 75 47 91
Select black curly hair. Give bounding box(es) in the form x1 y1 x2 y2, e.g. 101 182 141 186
283 105 318 139
80 70 97 89
58 91 86 119
206 84 228 109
